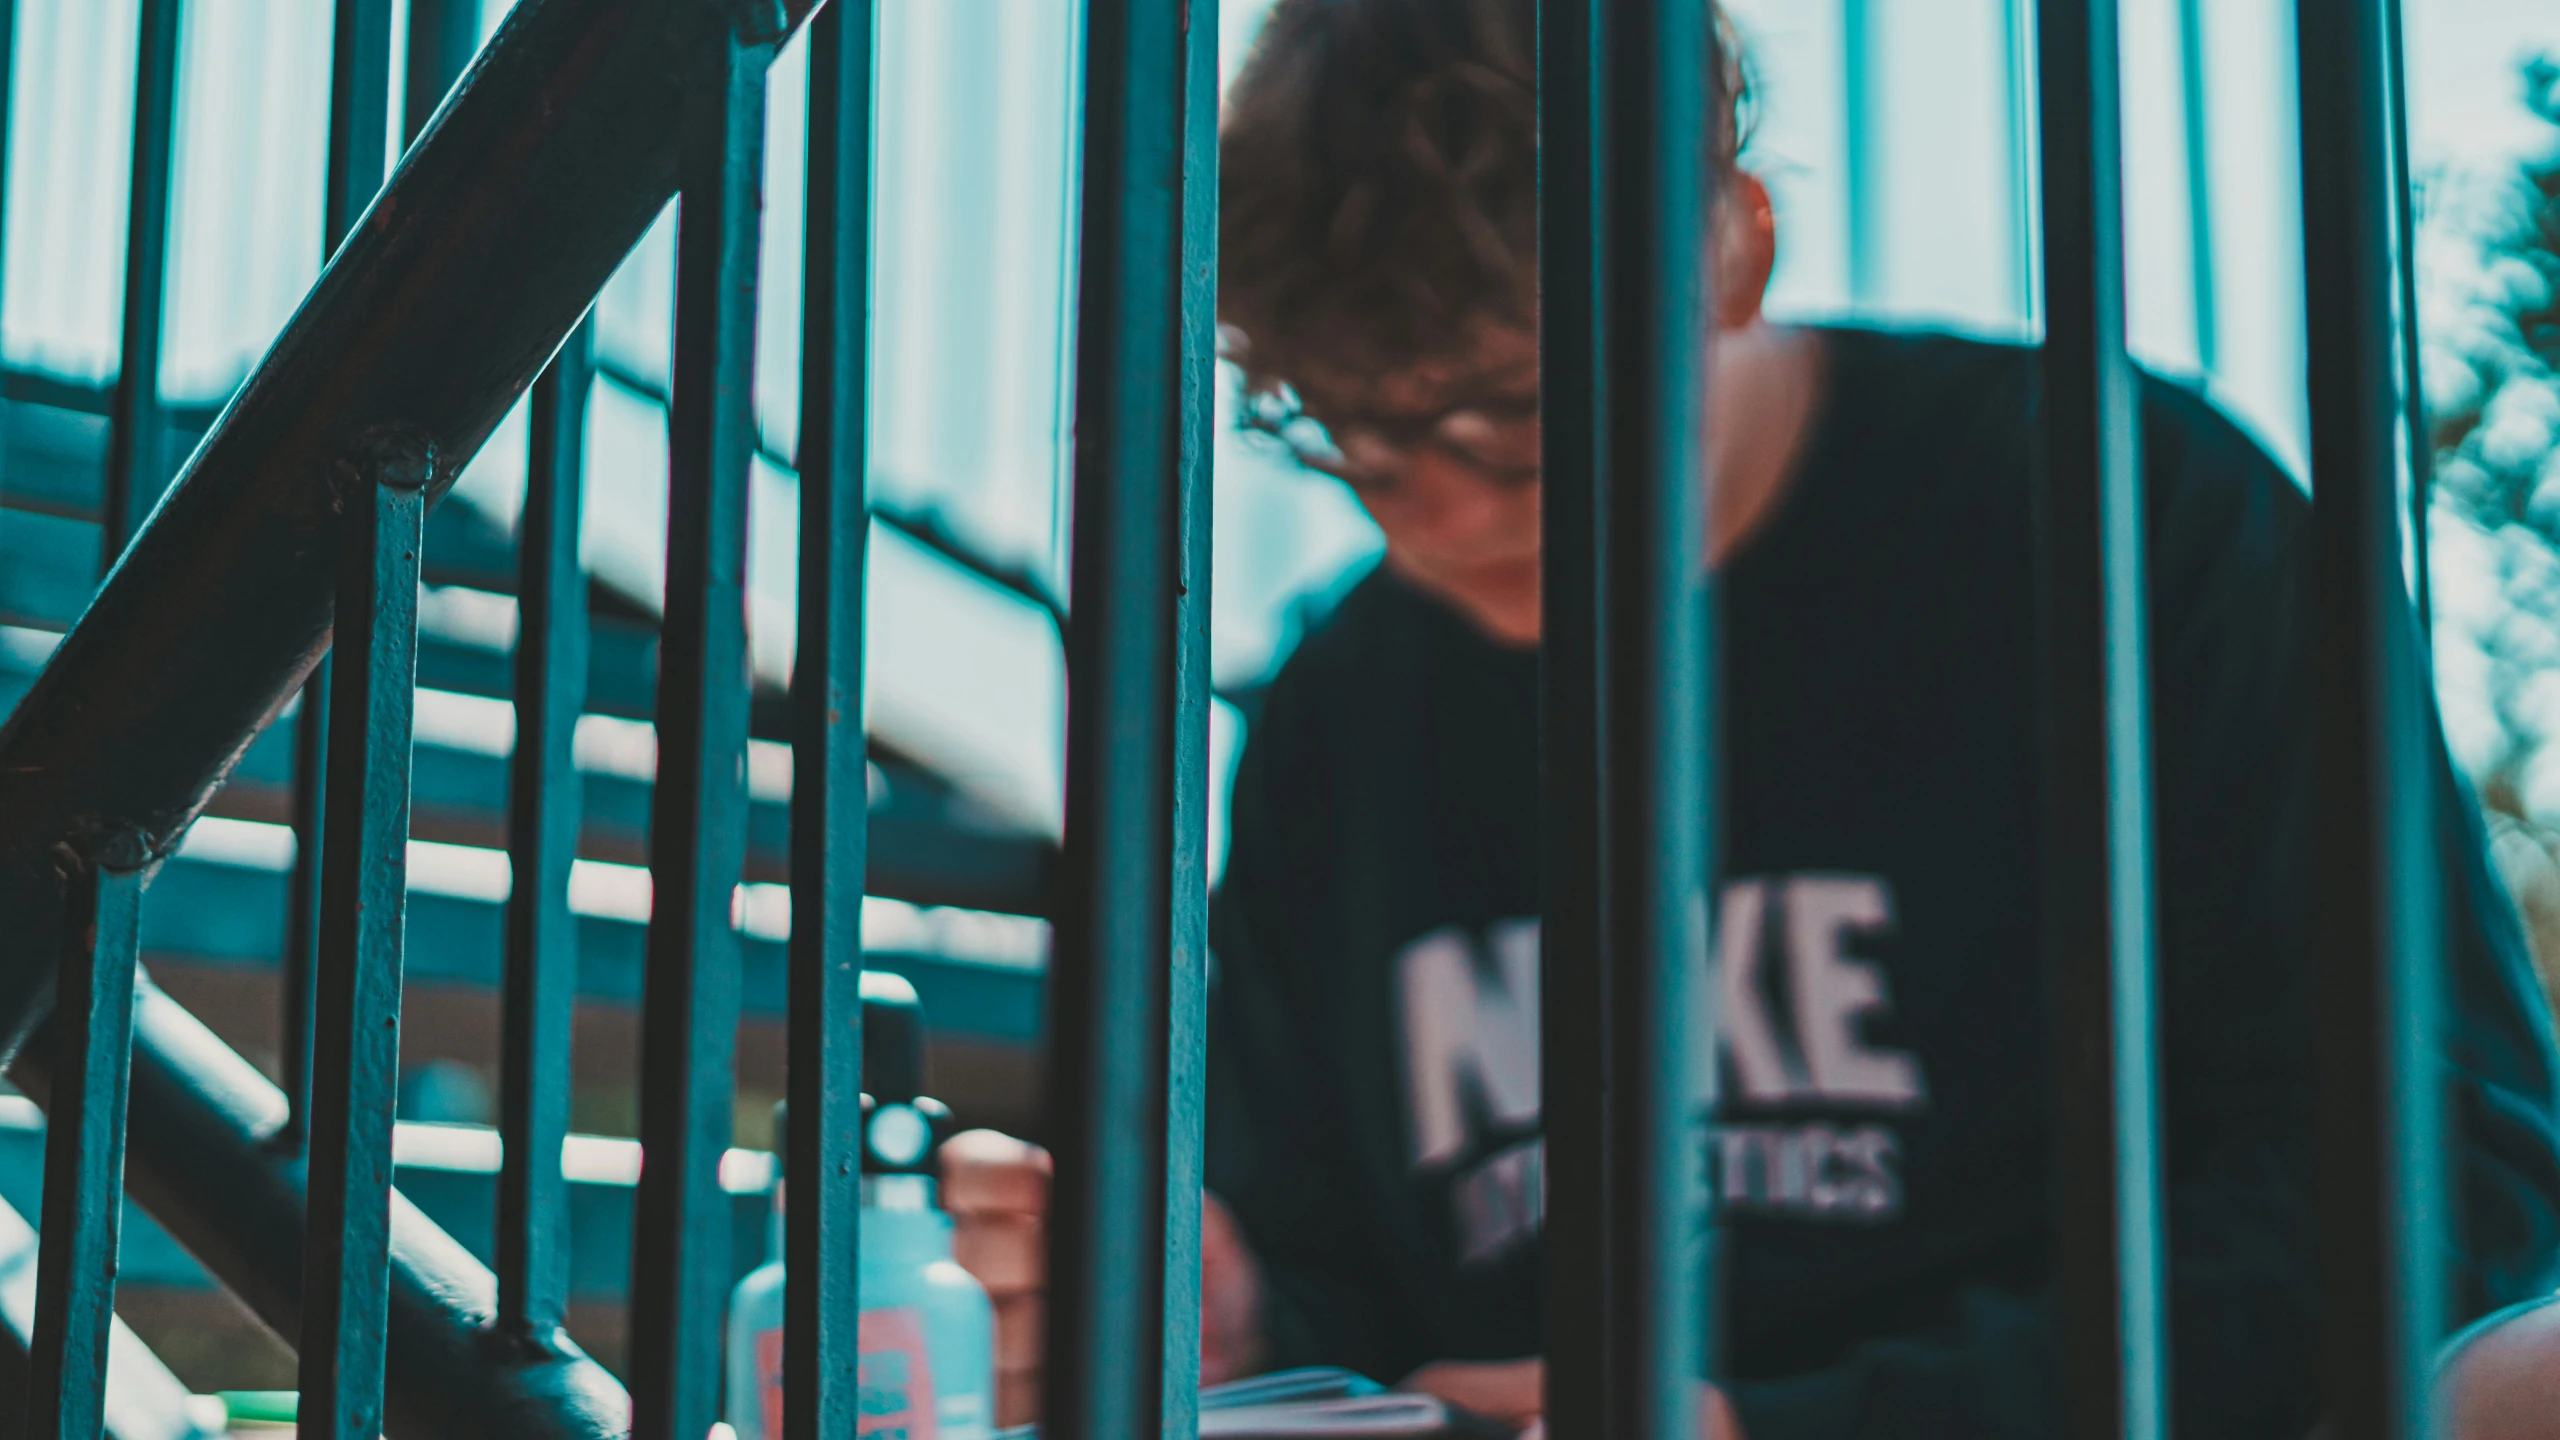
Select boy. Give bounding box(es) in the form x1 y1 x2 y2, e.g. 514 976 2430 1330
948 0 2560 1433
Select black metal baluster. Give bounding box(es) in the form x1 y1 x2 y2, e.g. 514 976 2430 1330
327 0 395 241
1037 0 1217 1424
282 673 330 1151
2034 1 2169 1435
1536 0 1614 1419
24 864 143 1439
297 442 431 1440
286 0 397 1153
402 0 482 146
2298 1 2447 1436
783 3 873 1433
0 0 851 1426
627 26 768 1440
497 319 591 1341
1159 0 1221 1432
1595 2 1716 1433
99 0 183 570
1539 1 1716 1437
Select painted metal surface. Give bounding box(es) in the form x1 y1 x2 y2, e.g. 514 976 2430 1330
783 2 873 1433
1535 0 1614 1416
1539 0 1717 1434
1596 4 1714 1435
0 367 1063 919
1160 2 1221 1433
97 0 182 568
0 1182 205 1440
325 0 396 263
282 668 330 1150
68 984 631 1436
298 457 427 1440
626 23 772 1439
2032 2 2169 1435
286 0 397 1156
0 1093 783 1304
0 1 830 1434
1535 0 1614 1418
2297 2 2448 1436
402 0 485 147
498 320 591 1341
24 864 141 1439
1036 0 1218 1428
0 0 814 1061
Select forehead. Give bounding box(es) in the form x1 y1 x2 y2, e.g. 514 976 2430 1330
1293 323 1540 416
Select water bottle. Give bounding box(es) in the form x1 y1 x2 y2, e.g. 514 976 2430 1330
726 972 998 1439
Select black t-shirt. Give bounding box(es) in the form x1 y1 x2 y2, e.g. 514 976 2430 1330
1202 328 2560 1438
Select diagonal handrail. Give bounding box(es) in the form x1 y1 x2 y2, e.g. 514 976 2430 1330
0 0 819 1433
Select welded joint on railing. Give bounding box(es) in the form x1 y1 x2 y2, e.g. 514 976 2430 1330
54 825 165 880
335 426 441 501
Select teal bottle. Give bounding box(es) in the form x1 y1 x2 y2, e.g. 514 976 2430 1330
726 973 997 1439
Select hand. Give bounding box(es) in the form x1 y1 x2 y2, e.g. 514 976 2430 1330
1200 1187 1267 1384
941 1129 1269 1427
1402 1360 1744 1440
943 1129 1051 1428
2436 1298 2560 1440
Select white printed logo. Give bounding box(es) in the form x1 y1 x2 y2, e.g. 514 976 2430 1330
1718 875 1926 1108
1400 919 1544 1170
1395 874 1929 1254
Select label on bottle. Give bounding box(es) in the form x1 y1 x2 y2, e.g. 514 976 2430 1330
857 1308 940 1439
754 1307 941 1440
757 1326 784 1439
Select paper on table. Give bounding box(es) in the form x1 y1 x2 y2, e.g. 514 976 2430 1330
1201 1392 1455 1437
991 1367 1520 1439
1201 1367 1386 1409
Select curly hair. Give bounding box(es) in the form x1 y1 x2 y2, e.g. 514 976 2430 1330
1218 0 1749 397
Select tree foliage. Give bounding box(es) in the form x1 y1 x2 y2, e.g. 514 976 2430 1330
2422 54 2560 1006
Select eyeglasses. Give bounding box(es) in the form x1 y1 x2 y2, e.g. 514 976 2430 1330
1239 385 1542 493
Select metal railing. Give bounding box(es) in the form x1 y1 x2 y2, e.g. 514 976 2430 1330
1527 0 2446 1436
0 0 2456 1438
0 0 838 1432
1536 0 1714 1434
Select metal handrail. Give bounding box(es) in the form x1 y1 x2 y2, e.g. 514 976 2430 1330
0 0 2457 1432
0 0 822 1432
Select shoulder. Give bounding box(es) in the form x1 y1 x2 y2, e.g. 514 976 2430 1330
1246 563 1432 756
1221 563 1414 851
1825 326 2039 433
2131 372 2311 653
1828 326 2308 578
1818 326 2298 511
1791 327 2044 533
2136 372 2308 544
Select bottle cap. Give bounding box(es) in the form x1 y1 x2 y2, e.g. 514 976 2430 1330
769 970 955 1179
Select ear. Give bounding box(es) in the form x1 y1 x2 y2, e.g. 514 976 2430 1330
1713 170 1778 331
